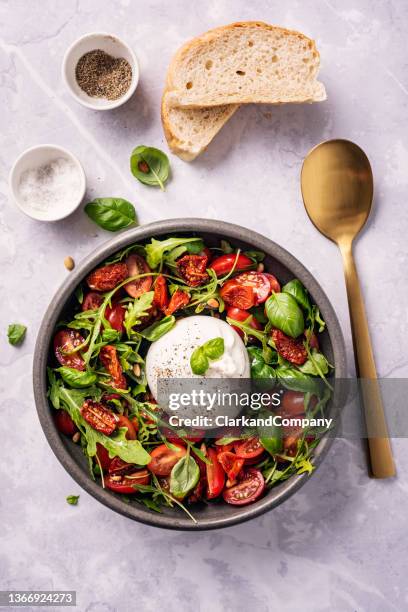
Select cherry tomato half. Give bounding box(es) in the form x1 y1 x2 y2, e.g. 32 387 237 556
147 443 186 477
226 307 263 339
54 330 85 371
206 448 225 499
96 443 111 473
220 281 255 310
218 451 244 482
223 468 265 506
82 291 103 312
234 272 271 305
209 253 253 276
233 437 264 460
124 254 152 298
105 303 126 333
54 410 77 436
105 470 150 494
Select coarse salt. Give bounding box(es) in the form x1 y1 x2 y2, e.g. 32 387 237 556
18 157 82 213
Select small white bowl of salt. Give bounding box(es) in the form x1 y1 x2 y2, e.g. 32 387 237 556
9 144 86 222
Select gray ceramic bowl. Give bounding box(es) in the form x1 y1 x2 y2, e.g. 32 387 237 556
33 219 346 530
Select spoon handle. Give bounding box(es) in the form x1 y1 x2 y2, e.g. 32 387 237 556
340 241 395 478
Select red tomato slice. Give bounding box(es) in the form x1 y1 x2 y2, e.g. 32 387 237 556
223 468 265 506
215 442 234 454
226 306 263 339
263 273 281 294
105 303 126 333
54 330 85 371
124 254 152 298
82 291 103 311
147 443 186 477
220 281 255 309
105 470 150 494
164 289 190 316
218 451 244 481
116 415 137 440
96 443 111 473
209 253 253 276
234 272 271 305
54 410 77 436
108 456 135 476
234 437 264 459
153 275 169 311
206 447 225 499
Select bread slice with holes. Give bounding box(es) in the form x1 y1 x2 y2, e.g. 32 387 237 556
161 92 239 161
166 21 326 108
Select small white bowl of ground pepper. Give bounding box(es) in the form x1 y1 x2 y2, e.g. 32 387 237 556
63 32 139 110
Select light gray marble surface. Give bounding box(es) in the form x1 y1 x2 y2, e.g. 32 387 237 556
1 1 408 610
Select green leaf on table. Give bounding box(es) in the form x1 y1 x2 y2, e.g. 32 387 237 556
66 495 80 506
85 198 137 232
130 146 170 190
7 323 27 346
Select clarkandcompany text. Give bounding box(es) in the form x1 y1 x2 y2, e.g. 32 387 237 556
168 414 333 429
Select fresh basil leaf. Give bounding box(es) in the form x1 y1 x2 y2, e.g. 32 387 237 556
259 420 282 455
244 250 265 262
124 292 154 337
203 337 224 360
130 145 170 190
298 350 330 376
139 316 176 341
66 495 79 506
7 323 27 346
145 237 203 269
282 279 312 315
57 367 97 388
170 455 200 499
265 293 304 338
85 198 137 232
190 347 209 375
247 346 276 389
275 365 322 395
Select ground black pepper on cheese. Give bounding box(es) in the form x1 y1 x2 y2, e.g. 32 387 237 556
75 49 132 100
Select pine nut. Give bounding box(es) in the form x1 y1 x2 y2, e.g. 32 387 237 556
64 256 75 271
207 298 219 309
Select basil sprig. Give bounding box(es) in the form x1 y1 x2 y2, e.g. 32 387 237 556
265 292 304 338
7 323 27 346
130 145 170 190
170 452 200 499
190 337 224 375
85 198 137 232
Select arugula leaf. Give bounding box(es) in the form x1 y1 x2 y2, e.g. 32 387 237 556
265 293 304 338
244 250 265 262
124 292 154 337
170 454 200 499
85 198 137 232
130 146 170 190
57 367 97 388
220 240 233 254
7 323 27 346
190 337 224 375
56 384 151 465
138 316 176 341
145 237 203 269
66 495 79 505
298 350 330 376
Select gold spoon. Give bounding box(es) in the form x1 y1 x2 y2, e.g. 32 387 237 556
301 139 395 478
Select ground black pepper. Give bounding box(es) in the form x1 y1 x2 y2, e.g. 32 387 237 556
75 49 132 101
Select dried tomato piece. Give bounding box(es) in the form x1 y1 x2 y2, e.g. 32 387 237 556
86 263 128 292
164 289 190 316
271 329 307 365
177 254 209 287
99 345 127 389
108 456 135 476
81 400 117 435
153 274 169 311
82 292 103 311
218 451 244 482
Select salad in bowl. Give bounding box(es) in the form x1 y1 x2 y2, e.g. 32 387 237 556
45 227 337 524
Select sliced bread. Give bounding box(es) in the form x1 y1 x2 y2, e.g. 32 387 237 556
161 92 238 161
166 21 326 108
